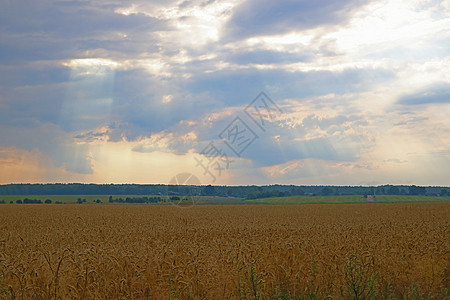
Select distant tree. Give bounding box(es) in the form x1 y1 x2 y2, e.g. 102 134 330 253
96 199 101 204
409 185 426 195
16 199 22 204
77 198 83 204
203 185 216 196
109 195 113 203
23 198 42 204
292 187 305 195
44 199 52 204
321 187 333 196
387 186 400 195
246 190 287 200
10 201 13 204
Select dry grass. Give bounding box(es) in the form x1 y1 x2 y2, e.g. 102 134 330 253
0 203 448 299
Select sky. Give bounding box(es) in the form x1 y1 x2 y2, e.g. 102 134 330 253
0 0 449 186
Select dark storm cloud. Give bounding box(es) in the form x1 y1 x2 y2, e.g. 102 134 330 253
0 79 67 127
109 69 219 139
185 67 394 106
0 0 390 143
397 83 450 105
0 1 166 36
0 0 391 176
217 113 369 167
223 0 370 41
240 134 362 167
0 0 169 63
0 63 70 87
227 49 312 65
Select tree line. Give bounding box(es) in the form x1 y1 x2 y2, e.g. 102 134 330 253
108 196 165 203
0 198 57 204
0 183 448 198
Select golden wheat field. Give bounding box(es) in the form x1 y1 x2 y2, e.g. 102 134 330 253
0 203 448 299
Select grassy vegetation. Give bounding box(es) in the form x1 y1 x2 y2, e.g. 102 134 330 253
0 194 245 204
371 195 450 202
1 194 449 205
245 195 450 204
246 195 364 204
0 194 117 203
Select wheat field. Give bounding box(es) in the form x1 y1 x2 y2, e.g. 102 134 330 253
0 203 448 299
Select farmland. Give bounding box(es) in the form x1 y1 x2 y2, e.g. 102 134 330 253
1 194 449 205
0 203 448 299
245 195 450 204
0 195 243 205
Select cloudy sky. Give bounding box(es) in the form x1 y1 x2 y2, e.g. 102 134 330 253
0 0 449 186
